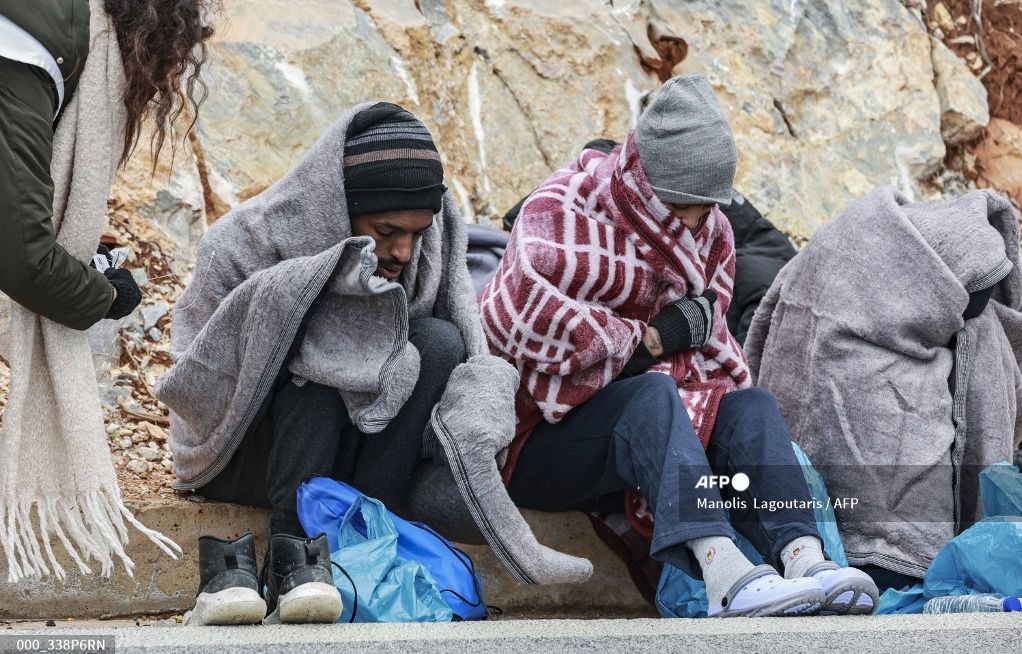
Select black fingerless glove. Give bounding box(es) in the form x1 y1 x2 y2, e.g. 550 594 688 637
104 267 142 320
648 290 717 355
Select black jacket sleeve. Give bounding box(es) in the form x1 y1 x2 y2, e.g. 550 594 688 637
722 191 796 345
0 59 114 330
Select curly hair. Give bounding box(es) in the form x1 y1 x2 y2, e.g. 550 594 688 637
104 0 219 167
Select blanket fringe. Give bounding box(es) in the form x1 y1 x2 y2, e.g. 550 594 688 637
0 487 182 583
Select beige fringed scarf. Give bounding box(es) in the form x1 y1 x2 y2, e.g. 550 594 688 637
0 0 180 583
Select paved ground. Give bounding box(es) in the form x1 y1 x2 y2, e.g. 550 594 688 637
3 614 1021 654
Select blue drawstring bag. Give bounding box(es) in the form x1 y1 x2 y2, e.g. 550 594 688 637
297 477 487 621
878 462 1022 614
329 493 452 623
655 442 848 618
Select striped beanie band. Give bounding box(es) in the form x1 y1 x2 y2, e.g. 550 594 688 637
344 102 446 218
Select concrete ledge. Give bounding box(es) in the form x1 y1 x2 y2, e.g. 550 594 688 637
0 498 653 619
6 615 1022 654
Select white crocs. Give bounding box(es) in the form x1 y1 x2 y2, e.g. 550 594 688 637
807 561 879 616
709 564 826 617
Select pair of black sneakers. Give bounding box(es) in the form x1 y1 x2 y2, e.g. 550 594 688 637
184 532 343 626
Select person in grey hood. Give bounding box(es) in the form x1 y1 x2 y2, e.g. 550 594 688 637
745 188 1022 589
157 102 592 626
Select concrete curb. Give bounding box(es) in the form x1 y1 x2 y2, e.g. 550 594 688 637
5 615 1022 654
0 498 653 619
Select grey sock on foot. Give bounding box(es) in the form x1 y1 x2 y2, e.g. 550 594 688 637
687 536 757 607
781 535 826 579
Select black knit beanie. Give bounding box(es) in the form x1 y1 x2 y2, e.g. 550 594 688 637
344 102 446 218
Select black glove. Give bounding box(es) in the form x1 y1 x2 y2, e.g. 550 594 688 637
104 267 142 320
648 290 717 355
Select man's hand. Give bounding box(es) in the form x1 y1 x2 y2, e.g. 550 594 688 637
647 290 718 356
643 325 664 358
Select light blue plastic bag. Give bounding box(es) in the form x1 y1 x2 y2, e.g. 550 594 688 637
878 462 1022 614
330 493 453 623
979 461 1022 518
298 478 486 620
656 442 847 618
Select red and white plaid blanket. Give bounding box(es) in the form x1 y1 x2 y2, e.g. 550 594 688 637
480 131 751 480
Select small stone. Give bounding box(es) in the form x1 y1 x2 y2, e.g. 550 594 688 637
142 422 168 442
127 460 149 475
132 433 146 444
116 428 132 438
186 494 206 503
933 3 955 33
119 437 133 449
102 385 136 412
142 301 170 330
162 460 175 471
147 328 163 342
137 446 162 461
131 268 149 288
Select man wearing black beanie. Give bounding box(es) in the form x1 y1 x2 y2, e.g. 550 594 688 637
170 102 460 624
163 102 591 626
344 102 447 280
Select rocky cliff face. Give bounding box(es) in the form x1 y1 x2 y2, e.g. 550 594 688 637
111 0 1014 252
84 0 1019 495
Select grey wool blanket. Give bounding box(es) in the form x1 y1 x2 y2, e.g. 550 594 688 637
157 105 591 585
745 187 1022 577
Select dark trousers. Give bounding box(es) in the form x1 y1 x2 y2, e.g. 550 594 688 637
198 317 466 536
508 373 821 577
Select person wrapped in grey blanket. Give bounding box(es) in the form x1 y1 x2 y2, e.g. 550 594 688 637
156 102 591 626
745 187 1022 582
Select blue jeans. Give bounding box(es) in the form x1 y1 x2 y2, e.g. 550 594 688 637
507 373 821 577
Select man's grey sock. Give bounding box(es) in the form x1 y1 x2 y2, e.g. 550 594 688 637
781 535 826 579
687 536 757 607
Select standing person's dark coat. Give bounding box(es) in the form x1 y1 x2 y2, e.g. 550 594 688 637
0 0 118 329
